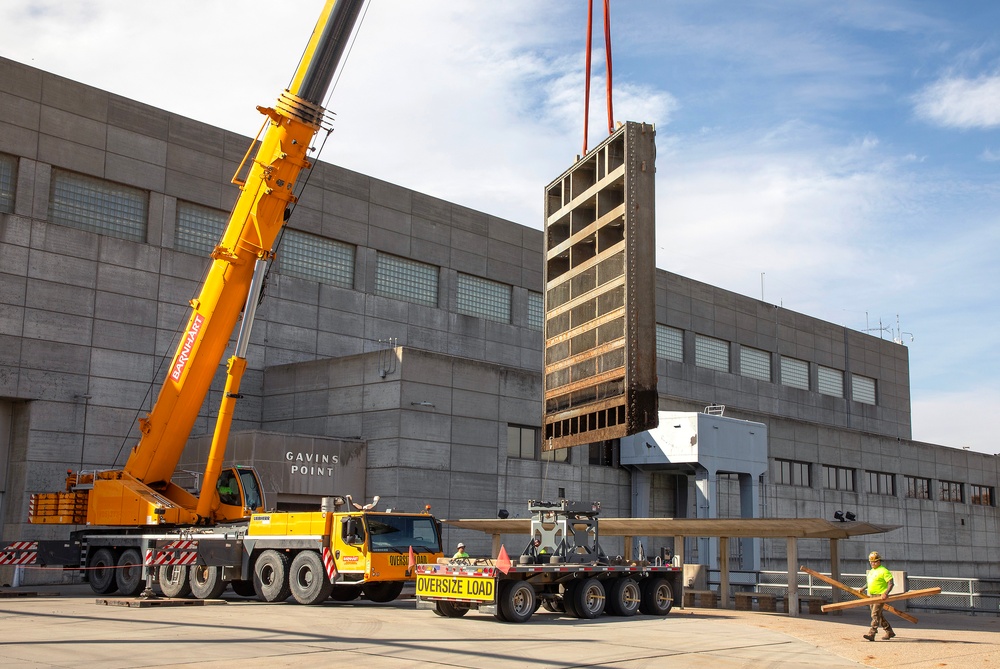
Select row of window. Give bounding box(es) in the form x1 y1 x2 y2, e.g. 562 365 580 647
3 162 545 330
656 324 877 405
776 458 994 506
506 426 617 467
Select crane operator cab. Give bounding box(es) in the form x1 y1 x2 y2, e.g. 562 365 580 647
215 466 265 520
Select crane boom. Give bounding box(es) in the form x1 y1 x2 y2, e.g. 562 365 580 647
30 0 366 528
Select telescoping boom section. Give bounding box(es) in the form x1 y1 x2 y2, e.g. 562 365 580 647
29 0 366 529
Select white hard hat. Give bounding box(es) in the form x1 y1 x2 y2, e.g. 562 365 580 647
457 542 465 548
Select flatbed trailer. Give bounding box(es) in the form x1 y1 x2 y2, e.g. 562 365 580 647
415 500 681 623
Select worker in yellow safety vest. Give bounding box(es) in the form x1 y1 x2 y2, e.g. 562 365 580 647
861 551 895 641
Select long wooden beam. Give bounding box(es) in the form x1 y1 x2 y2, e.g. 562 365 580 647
799 566 918 624
821 587 941 613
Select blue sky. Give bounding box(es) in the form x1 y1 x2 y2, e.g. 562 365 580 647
3 1 998 453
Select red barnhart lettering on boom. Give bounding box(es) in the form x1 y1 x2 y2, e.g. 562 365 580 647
170 313 205 382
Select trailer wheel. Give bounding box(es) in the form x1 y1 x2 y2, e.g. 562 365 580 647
289 551 334 605
191 565 227 599
363 580 404 603
498 581 536 623
560 581 579 617
639 577 673 616
159 565 191 598
252 550 291 602
541 597 565 614
88 548 118 595
435 600 470 617
606 577 641 617
569 577 606 619
229 579 256 598
115 548 144 597
330 584 362 601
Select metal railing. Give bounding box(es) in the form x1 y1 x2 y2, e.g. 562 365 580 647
705 570 1000 615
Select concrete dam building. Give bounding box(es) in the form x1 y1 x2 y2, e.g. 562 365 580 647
0 56 997 581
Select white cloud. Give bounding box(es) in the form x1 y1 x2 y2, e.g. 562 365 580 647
913 75 1000 129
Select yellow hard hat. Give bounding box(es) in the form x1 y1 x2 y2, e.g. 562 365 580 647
868 551 882 562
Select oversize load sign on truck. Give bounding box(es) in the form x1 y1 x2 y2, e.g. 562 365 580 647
416 574 495 601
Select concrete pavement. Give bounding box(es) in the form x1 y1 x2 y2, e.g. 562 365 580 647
1 584 996 668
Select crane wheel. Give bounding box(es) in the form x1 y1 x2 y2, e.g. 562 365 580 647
253 550 291 602
115 548 145 597
229 579 257 598
159 565 191 598
88 548 119 595
289 551 333 605
329 584 362 601
190 565 227 599
363 580 404 603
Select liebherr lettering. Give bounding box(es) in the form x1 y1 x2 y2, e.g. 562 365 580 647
170 313 205 382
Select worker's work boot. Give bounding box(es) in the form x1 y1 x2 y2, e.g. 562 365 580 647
881 630 895 640
863 632 876 641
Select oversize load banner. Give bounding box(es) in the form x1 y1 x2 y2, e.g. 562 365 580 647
416 574 496 602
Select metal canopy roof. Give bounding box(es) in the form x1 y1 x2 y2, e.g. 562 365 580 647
440 517 899 540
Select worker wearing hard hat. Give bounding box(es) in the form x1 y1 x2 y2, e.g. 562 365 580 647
452 542 469 560
860 551 895 641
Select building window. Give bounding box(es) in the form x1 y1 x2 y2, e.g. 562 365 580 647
867 470 895 496
695 334 729 372
279 230 354 288
589 439 617 467
740 346 771 381
375 253 438 307
780 356 809 390
176 201 226 256
939 480 963 503
775 459 810 487
457 273 511 323
0 152 16 214
905 475 931 499
49 170 147 242
971 485 993 506
852 374 876 405
818 366 844 398
656 324 683 362
527 291 544 330
508 425 568 462
823 465 855 492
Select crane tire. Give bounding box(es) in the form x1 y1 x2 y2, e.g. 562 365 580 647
229 579 257 598
88 548 119 595
115 548 145 597
363 580 404 603
190 565 227 599
159 565 191 598
289 551 334 605
253 550 291 602
330 584 362 601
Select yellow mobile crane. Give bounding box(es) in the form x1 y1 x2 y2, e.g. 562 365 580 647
13 0 443 603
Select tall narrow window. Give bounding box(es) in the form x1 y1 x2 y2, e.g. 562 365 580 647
527 291 544 330
457 273 511 323
740 346 771 381
0 153 16 214
279 230 354 287
695 334 729 372
656 324 683 362
176 201 227 256
375 253 438 307
780 356 809 390
49 170 147 242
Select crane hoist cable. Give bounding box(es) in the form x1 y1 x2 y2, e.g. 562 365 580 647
583 0 614 156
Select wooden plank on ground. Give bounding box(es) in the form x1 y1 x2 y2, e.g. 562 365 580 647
820 587 941 613
799 566 918 624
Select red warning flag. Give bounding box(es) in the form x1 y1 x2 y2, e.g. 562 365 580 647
496 544 512 575
407 545 416 576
